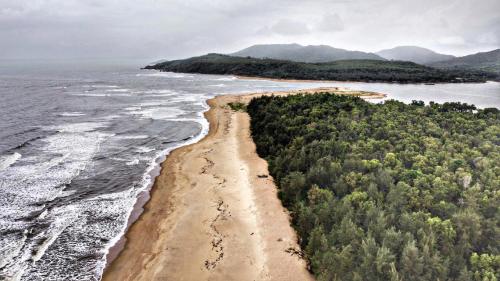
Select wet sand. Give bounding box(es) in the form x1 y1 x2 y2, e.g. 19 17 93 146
103 87 383 281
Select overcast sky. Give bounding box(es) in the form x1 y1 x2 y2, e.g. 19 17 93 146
1 0 499 61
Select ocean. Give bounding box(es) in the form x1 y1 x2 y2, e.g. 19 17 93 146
0 60 498 280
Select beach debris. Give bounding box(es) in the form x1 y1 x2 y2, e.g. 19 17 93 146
285 247 305 259
205 199 228 270
200 157 215 174
257 174 268 178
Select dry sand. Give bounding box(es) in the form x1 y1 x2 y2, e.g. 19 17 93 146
235 75 389 87
103 88 384 281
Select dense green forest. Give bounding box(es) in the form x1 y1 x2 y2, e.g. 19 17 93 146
247 94 500 280
145 54 498 83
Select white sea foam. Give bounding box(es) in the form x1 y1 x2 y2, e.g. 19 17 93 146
126 107 185 120
83 85 119 88
58 112 85 117
133 89 174 95
135 146 155 153
32 209 77 262
166 95 200 102
1 72 220 280
210 84 226 87
143 94 177 98
213 76 237 81
0 128 111 278
106 88 130 93
72 93 131 97
114 135 149 140
124 106 142 111
138 101 169 107
0 230 27 270
126 159 140 166
110 155 150 163
44 121 108 133
0 153 22 171
136 72 193 78
101 114 122 120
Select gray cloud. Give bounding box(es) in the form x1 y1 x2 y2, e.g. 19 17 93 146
316 13 344 32
0 0 498 60
270 19 310 35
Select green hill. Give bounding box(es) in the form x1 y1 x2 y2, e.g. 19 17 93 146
231 43 385 63
377 46 455 64
145 54 495 83
431 49 500 76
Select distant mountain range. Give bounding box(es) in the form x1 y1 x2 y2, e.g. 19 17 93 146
376 46 456 64
231 44 384 63
228 44 500 77
430 49 500 75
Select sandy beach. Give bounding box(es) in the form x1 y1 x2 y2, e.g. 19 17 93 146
235 75 389 86
103 87 384 281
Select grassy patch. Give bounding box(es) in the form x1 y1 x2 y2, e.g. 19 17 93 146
227 102 247 112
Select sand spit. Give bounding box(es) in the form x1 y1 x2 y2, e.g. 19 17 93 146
103 87 383 281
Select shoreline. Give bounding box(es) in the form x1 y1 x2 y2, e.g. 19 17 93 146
235 75 372 84
235 74 492 85
102 101 211 269
103 87 384 280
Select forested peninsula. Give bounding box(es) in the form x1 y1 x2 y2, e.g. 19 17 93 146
247 93 500 281
145 54 497 83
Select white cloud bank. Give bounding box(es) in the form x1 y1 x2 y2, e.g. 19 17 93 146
0 0 498 60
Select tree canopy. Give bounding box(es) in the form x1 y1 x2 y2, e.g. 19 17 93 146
247 93 499 281
146 54 497 83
